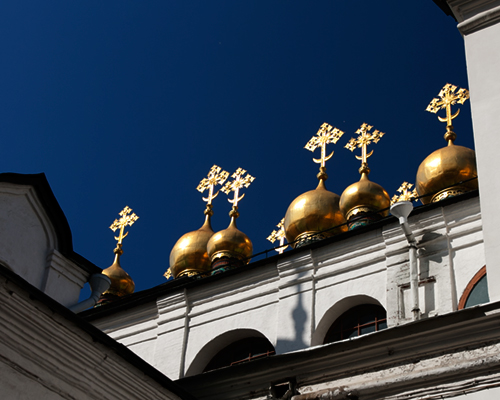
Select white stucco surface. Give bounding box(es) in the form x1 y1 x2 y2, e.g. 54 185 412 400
449 0 500 301
91 196 487 382
0 182 90 307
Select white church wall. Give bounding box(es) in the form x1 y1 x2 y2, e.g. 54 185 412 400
0 182 90 307
0 269 187 400
90 196 487 381
0 183 56 289
183 266 279 376
155 291 188 379
445 0 500 301
43 249 89 306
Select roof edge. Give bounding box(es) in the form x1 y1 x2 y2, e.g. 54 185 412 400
0 172 100 275
0 263 199 400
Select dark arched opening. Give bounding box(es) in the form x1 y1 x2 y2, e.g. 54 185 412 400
203 336 275 372
324 304 387 344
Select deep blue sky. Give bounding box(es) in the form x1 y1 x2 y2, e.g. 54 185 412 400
0 2 473 295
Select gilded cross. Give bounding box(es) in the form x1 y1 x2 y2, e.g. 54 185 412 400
221 168 255 208
267 219 288 254
196 165 229 206
305 123 344 168
426 83 469 128
391 182 418 205
345 123 385 170
110 206 139 245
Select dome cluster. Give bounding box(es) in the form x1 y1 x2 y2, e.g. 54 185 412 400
168 167 255 279
166 83 477 281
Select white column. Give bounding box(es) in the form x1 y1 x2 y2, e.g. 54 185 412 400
444 0 500 300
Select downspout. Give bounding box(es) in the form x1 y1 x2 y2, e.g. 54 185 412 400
69 273 111 313
390 201 421 321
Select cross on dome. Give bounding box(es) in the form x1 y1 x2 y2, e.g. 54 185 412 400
345 123 385 174
110 206 139 245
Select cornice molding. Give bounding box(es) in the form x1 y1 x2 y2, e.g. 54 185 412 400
457 3 500 33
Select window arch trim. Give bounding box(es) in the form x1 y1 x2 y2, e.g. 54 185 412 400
458 265 487 310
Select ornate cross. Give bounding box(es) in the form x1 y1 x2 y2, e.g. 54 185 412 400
267 219 288 254
305 123 344 168
345 123 385 172
196 165 229 207
426 83 469 126
110 206 139 245
391 182 418 205
221 168 255 208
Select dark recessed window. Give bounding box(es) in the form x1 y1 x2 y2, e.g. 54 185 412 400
203 337 275 372
459 266 489 309
324 304 387 344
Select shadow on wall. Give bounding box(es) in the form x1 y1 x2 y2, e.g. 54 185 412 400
185 277 310 375
275 280 308 354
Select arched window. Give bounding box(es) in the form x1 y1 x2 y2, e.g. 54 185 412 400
324 304 387 344
458 266 489 310
203 337 275 372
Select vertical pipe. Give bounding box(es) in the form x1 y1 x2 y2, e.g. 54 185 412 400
409 244 420 320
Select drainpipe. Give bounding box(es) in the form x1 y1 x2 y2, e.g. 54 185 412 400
390 201 420 321
69 273 111 313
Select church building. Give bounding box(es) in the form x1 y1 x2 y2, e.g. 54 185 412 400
1 1 500 399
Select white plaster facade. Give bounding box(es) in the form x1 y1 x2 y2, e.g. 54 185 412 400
89 195 486 382
0 176 99 307
443 0 500 301
0 263 192 400
1 1 500 399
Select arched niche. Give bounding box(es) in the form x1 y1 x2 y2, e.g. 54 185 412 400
312 295 384 346
185 328 274 377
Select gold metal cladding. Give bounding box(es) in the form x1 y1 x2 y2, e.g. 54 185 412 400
109 206 139 245
426 83 469 145
305 122 344 171
102 242 135 296
197 165 229 207
339 174 390 221
267 218 288 254
207 218 253 264
345 123 385 174
416 144 478 205
284 181 347 245
164 268 172 280
345 206 373 221
168 219 214 278
391 182 418 205
221 168 255 209
432 188 467 202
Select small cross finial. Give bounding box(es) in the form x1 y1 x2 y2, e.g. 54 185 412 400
267 218 288 254
426 83 469 144
110 206 139 245
221 168 255 210
305 123 344 172
345 123 385 175
196 165 229 209
391 182 418 205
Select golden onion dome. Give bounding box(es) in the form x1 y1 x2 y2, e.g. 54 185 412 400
340 172 390 221
169 214 214 279
416 143 477 204
284 179 347 246
102 246 135 297
207 215 253 264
